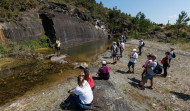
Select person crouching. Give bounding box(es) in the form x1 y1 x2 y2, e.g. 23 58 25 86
97 61 110 80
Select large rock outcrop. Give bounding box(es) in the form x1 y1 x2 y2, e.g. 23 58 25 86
0 10 44 43
0 2 108 47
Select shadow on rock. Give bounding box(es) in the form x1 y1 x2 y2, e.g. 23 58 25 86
170 91 190 101
128 77 141 88
102 56 111 59
116 70 127 74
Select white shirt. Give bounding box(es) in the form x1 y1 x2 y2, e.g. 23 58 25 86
120 42 125 49
139 41 143 47
169 51 174 59
73 80 93 104
129 52 138 63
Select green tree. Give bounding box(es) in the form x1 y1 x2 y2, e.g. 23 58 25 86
175 11 190 39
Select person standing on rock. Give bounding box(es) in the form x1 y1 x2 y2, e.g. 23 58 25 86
111 42 118 64
55 38 61 56
162 52 170 78
120 40 125 57
138 39 144 56
82 68 95 90
169 48 175 64
97 61 110 80
141 55 157 90
139 55 152 86
60 75 93 110
127 49 138 74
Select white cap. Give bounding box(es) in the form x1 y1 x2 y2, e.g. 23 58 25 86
102 61 106 65
133 49 137 52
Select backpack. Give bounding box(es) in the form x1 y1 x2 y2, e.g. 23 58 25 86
161 57 167 64
154 62 162 74
172 53 176 58
142 42 145 46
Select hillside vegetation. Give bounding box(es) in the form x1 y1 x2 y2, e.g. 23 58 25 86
0 0 190 48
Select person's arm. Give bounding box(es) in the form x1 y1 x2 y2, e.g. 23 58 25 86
132 54 137 59
167 57 170 66
69 90 75 96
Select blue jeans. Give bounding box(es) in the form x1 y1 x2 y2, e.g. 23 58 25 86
64 94 91 110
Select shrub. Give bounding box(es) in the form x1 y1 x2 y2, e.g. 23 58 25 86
181 31 188 38
26 40 41 49
154 26 162 31
40 35 49 47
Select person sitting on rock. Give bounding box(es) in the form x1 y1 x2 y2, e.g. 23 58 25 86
82 67 95 90
97 61 110 80
127 49 138 74
60 75 93 110
139 55 152 86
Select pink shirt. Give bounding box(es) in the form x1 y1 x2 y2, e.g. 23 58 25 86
84 74 94 88
144 60 152 67
99 66 110 78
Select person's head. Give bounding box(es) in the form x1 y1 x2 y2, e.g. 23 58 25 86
84 67 90 81
140 39 143 42
132 49 137 53
113 41 116 45
57 37 60 40
151 54 157 60
77 75 84 86
165 51 170 56
102 61 107 66
170 48 175 51
147 55 152 60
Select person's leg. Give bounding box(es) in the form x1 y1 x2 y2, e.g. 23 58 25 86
64 94 74 103
163 67 167 77
169 58 171 64
141 70 146 80
139 47 142 55
127 62 131 72
72 96 91 110
150 79 153 89
131 63 135 73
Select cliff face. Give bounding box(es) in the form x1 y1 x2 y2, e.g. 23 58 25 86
0 10 44 43
0 2 108 47
52 12 108 46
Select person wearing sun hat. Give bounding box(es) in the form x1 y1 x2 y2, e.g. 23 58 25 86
141 54 157 90
127 49 138 74
169 48 175 64
97 61 110 80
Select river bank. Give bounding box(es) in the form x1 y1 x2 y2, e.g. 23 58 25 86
1 39 190 111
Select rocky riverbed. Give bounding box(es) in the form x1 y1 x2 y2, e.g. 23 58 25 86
0 39 190 111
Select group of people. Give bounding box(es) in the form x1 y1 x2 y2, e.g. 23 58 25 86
59 37 175 109
60 61 110 110
111 38 175 90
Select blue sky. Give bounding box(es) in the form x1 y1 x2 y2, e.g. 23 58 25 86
95 0 190 24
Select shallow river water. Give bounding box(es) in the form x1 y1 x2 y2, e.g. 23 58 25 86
0 38 112 106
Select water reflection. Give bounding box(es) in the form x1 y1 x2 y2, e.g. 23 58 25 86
63 39 112 62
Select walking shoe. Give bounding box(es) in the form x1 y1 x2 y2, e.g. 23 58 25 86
131 71 134 74
60 102 70 108
126 70 131 73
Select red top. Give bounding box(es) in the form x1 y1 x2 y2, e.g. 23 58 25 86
84 73 95 88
